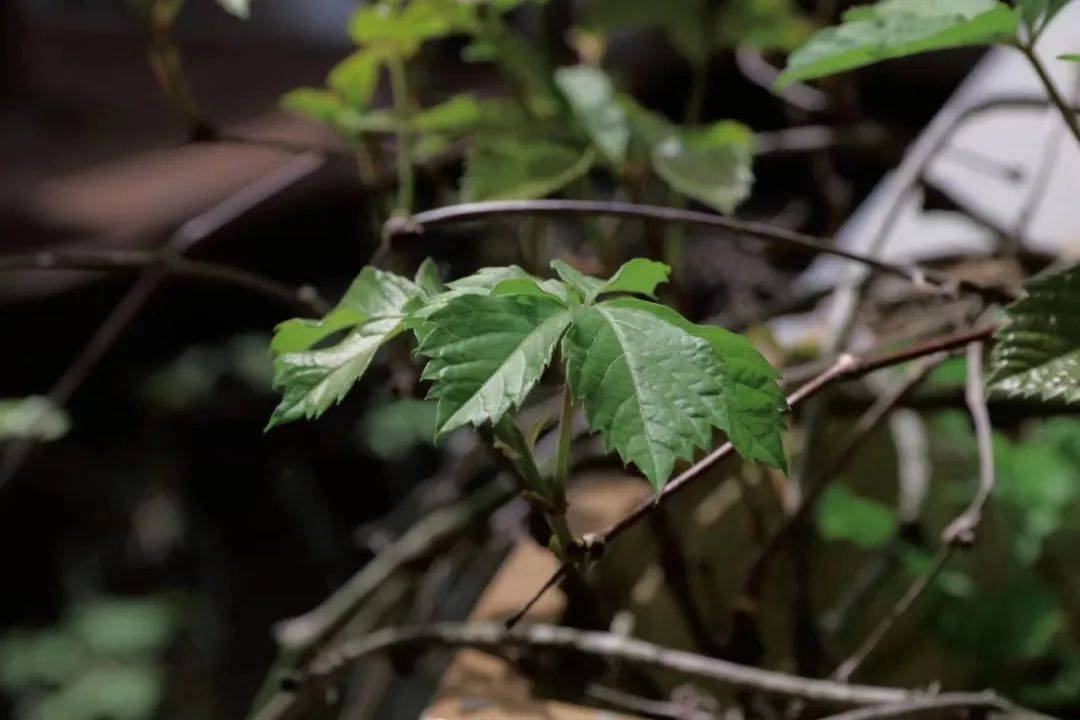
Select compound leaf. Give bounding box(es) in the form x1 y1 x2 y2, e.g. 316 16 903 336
777 0 1019 87
416 294 572 438
462 136 594 201
989 263 1080 405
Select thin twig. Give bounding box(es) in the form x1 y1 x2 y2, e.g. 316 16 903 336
1019 43 1080 147
743 353 948 598
818 691 1042 720
0 153 325 493
386 199 1010 302
507 326 996 628
831 342 996 682
0 250 329 316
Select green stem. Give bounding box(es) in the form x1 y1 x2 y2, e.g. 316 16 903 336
554 383 574 489
493 416 577 557
387 54 415 213
1020 42 1080 148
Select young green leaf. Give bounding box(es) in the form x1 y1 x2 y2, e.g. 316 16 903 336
1016 0 1072 33
563 299 741 489
462 137 595 201
414 258 445 297
554 65 630 166
268 318 405 429
551 260 603 301
989 263 1080 404
328 49 383 109
652 121 755 214
776 0 1020 88
1059 53 1080 62
267 268 423 428
590 258 671 303
416 293 573 438
271 267 423 356
410 95 482 134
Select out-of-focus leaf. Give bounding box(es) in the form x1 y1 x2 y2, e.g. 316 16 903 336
465 29 561 117
777 0 1020 88
36 666 164 720
216 0 250 19
70 598 177 658
359 397 437 460
652 121 755 214
348 0 476 56
555 65 630 165
719 0 815 50
989 263 1080 405
411 95 482 133
1060 53 1080 61
0 630 84 688
416 293 572 438
328 49 383 109
817 485 897 549
0 397 70 442
144 334 272 410
1016 0 1072 31
461 136 594 201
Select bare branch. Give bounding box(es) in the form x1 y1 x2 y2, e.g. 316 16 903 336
0 250 329 316
818 691 1045 720
385 199 1011 303
283 621 1044 718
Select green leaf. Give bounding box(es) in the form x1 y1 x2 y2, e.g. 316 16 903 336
462 136 594 201
414 257 445 297
1017 0 1072 31
563 298 775 489
719 0 815 51
268 267 423 428
268 318 405 429
652 121 755 214
411 95 482 134
216 0 250 19
613 299 788 470
328 49 383 109
776 0 1020 88
415 293 572 438
270 266 422 356
348 0 476 57
554 65 630 166
491 277 574 304
989 263 1080 404
590 258 671 302
816 485 897 549
551 260 602 301
0 397 70 442
70 598 177 657
1059 53 1080 61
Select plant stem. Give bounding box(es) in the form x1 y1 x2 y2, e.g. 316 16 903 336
1020 42 1080 147
492 416 576 557
387 54 415 213
554 383 574 490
